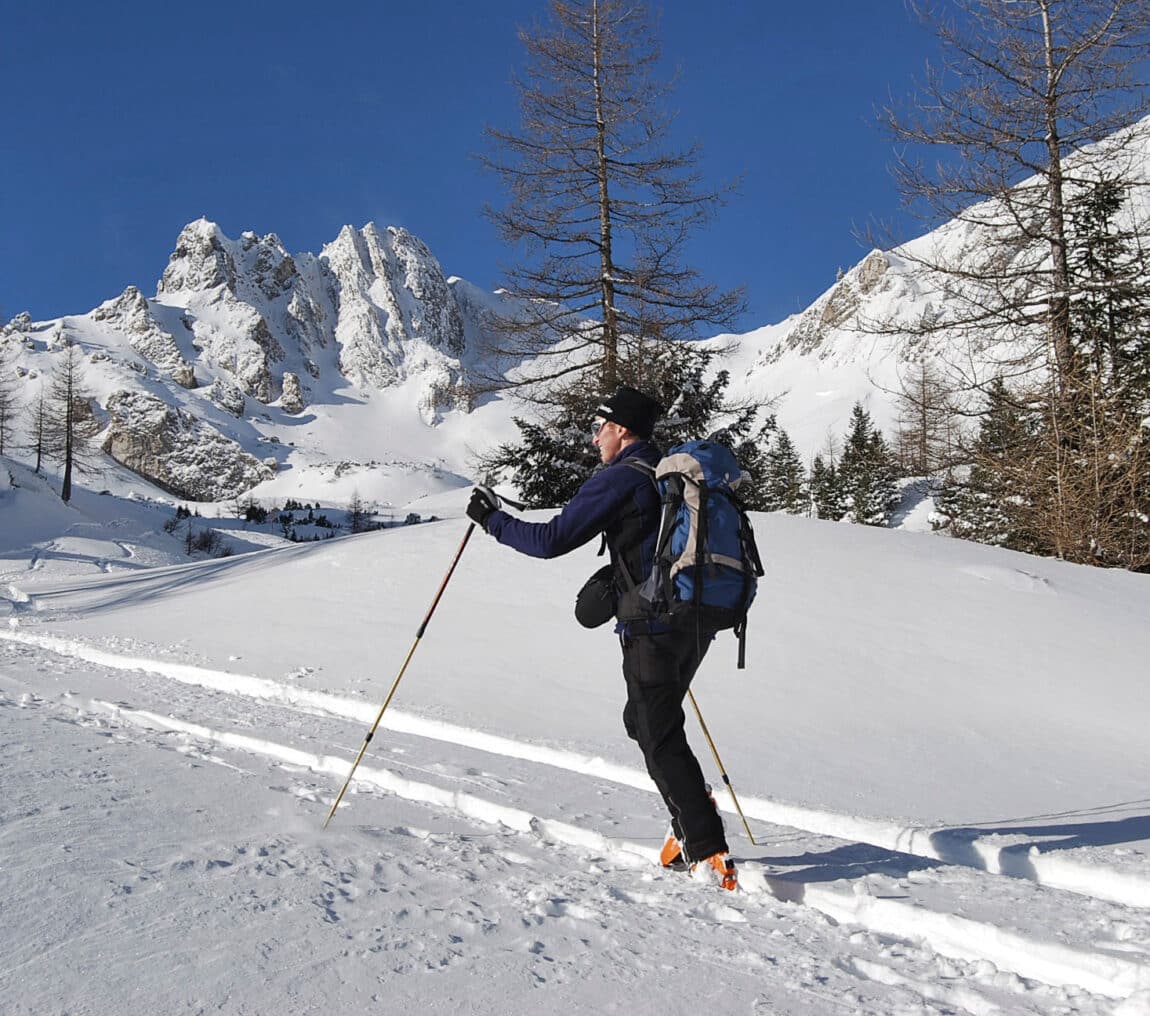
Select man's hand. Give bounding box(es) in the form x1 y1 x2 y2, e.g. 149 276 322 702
467 485 501 530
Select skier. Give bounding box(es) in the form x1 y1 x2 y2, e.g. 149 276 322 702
467 386 736 889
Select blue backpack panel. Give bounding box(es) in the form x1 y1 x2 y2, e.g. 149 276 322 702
622 439 764 667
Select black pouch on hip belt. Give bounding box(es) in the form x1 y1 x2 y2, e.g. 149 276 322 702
574 564 616 628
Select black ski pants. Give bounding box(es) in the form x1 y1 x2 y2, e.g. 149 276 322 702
620 627 727 863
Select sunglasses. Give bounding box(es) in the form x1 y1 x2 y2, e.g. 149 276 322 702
591 419 609 437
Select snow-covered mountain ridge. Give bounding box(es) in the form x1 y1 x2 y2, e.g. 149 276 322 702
6 113 1150 510
2 219 518 506
716 114 1150 458
151 218 471 404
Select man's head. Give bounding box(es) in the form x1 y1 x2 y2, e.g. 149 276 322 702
591 386 663 463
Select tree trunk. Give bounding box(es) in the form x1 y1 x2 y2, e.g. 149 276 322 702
1041 1 1074 394
61 391 74 503
592 0 619 393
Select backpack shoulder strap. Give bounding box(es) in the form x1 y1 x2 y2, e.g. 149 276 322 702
597 459 657 559
610 457 660 588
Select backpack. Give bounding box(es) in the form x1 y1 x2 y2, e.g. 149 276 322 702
620 439 764 668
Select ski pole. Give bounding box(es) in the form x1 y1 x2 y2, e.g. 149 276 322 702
324 522 477 829
687 689 757 846
494 489 527 511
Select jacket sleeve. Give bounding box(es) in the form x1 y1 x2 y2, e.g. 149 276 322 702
485 467 634 559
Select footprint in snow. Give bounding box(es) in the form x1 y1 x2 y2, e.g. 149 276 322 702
687 902 747 924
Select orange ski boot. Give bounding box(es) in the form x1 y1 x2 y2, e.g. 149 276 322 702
690 851 737 891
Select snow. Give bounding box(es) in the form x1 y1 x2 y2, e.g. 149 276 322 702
2 457 1149 1014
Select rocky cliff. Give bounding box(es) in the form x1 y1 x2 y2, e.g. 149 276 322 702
2 219 497 500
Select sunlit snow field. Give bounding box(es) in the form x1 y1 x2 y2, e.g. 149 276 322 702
3 463 1149 1014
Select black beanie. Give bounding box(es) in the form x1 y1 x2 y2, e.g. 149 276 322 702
595 386 663 440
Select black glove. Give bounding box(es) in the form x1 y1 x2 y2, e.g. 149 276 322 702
467 485 501 530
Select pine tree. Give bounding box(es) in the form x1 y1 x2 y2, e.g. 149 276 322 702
1019 178 1150 567
32 341 98 502
494 412 602 509
936 187 1150 568
729 416 778 513
484 343 758 508
810 454 847 521
880 1 1150 569
934 465 1016 548
27 385 49 474
933 379 1042 551
883 0 1150 406
838 403 899 526
1068 175 1150 407
346 491 373 534
476 0 766 501
51 344 84 502
760 429 807 514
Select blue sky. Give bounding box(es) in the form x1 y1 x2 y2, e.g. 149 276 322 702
1 2 939 330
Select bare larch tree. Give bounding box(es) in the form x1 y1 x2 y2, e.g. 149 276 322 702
883 0 1150 394
480 0 745 404
44 341 98 503
882 0 1150 567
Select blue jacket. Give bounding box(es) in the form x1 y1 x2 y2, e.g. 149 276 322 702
486 441 662 594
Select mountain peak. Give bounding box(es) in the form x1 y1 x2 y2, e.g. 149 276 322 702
158 219 236 295
7 217 507 502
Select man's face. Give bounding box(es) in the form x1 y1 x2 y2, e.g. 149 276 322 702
592 417 625 463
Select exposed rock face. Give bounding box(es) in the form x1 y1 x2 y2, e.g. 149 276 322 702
280 371 305 414
766 250 892 363
283 284 330 368
387 226 466 355
239 230 298 301
857 249 889 294
152 219 473 417
322 223 467 400
14 218 500 500
2 311 33 336
208 379 247 418
322 225 399 389
159 222 299 403
158 219 236 294
92 287 197 388
102 389 275 501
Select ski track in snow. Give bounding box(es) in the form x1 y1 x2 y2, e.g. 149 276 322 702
0 690 999 1016
2 629 1147 909
3 630 1150 1012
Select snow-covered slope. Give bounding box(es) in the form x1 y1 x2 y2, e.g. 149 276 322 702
1 473 1149 1013
718 116 1150 462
